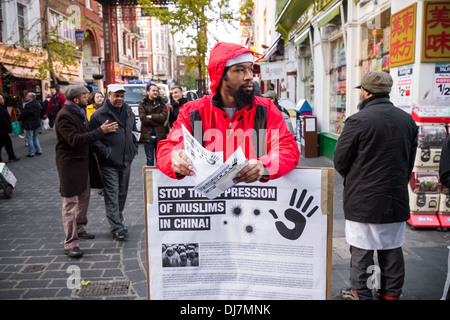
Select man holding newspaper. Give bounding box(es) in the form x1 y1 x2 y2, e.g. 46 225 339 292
156 42 299 192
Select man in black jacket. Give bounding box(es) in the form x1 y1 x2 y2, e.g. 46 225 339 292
88 84 138 241
19 92 43 157
0 95 20 162
334 71 418 300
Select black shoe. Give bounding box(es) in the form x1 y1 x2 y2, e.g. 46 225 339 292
8 157 20 162
36 152 42 156
78 231 95 239
26 154 34 157
64 247 84 257
112 231 127 241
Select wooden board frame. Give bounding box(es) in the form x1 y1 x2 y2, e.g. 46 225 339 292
143 166 334 300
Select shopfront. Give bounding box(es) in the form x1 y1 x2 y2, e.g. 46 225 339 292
1 64 43 116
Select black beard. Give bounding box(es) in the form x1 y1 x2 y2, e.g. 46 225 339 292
234 84 255 108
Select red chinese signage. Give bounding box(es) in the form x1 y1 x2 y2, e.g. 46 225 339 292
390 3 417 68
421 1 450 62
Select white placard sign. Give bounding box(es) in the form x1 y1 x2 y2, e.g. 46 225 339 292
260 62 286 81
144 167 333 300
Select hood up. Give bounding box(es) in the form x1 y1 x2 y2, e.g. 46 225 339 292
208 42 254 95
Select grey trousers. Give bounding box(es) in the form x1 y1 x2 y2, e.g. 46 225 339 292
100 165 131 234
349 245 405 300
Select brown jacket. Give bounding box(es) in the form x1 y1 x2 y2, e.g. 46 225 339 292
138 95 168 142
55 103 105 197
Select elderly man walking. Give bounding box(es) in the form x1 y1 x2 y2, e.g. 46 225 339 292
88 84 138 241
55 85 118 257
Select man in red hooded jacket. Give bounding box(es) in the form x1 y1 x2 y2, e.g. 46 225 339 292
156 42 299 183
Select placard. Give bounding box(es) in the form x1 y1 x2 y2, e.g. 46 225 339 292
390 3 417 68
143 167 334 300
260 62 286 81
435 63 450 104
421 1 450 62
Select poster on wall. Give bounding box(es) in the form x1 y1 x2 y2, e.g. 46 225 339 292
421 1 450 63
397 65 413 113
143 167 334 300
435 63 450 104
390 3 417 68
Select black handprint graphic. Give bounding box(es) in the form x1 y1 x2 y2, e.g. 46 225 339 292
269 189 319 240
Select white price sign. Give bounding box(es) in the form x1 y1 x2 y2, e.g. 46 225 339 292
435 63 450 103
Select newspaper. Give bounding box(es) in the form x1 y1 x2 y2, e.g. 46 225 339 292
182 124 248 199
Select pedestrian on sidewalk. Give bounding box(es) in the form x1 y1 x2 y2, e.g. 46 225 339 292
45 85 65 129
139 83 168 166
88 84 138 241
169 85 188 129
0 95 20 162
334 71 418 300
156 42 299 182
86 91 104 122
55 85 118 257
19 92 43 157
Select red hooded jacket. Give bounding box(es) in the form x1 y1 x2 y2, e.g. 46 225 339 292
156 42 300 180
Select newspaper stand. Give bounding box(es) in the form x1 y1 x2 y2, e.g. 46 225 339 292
408 106 450 230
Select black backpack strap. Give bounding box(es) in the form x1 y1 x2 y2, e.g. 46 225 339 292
253 104 267 158
190 109 204 147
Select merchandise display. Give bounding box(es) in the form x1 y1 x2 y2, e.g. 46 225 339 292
408 106 450 231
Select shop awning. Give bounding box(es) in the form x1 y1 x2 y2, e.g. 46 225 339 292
57 75 87 86
275 0 314 41
2 64 42 80
294 27 311 47
265 36 283 60
257 36 284 64
317 2 341 28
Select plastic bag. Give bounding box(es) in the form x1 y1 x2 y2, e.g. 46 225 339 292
43 118 50 130
11 121 23 136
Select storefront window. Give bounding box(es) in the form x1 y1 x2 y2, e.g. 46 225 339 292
298 40 314 111
360 9 391 75
320 5 347 135
329 38 346 134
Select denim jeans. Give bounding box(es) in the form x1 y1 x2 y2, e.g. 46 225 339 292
144 137 158 166
100 165 131 234
26 128 42 156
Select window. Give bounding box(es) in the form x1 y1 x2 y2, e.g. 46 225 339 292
139 40 147 48
48 9 75 43
0 4 3 42
17 3 26 46
122 33 126 54
140 57 148 74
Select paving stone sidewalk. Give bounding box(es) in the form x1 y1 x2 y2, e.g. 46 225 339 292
0 129 449 300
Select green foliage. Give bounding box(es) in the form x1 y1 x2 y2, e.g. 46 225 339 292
138 0 242 89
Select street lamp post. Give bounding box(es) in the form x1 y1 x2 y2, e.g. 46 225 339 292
140 44 145 82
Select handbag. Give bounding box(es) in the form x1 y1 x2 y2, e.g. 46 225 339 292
11 121 23 136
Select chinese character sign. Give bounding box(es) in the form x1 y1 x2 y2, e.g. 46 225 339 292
422 1 450 62
390 3 417 68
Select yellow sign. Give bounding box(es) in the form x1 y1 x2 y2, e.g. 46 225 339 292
421 1 450 62
390 3 417 68
122 69 133 76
